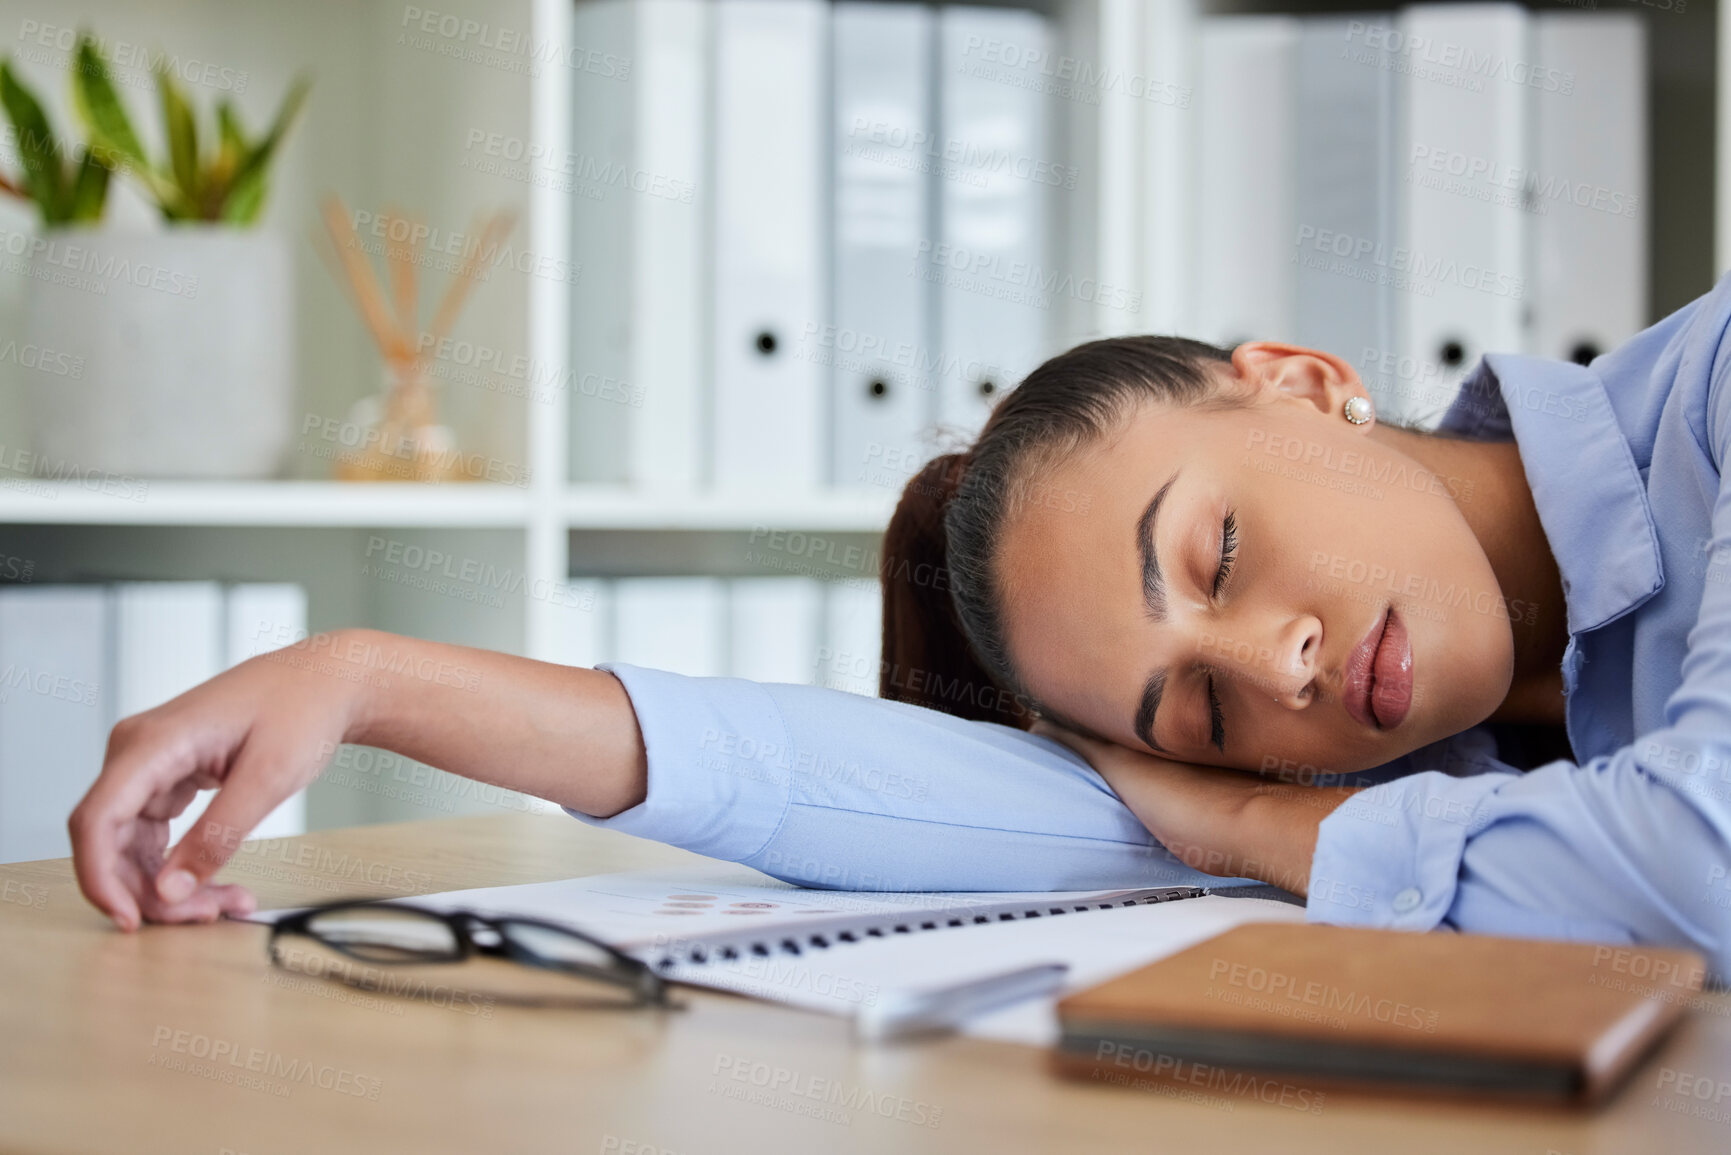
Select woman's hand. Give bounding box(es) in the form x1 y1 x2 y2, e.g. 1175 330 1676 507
69 632 376 931
70 628 649 932
1030 721 1360 897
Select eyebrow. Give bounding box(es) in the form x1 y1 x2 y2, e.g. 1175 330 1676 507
1137 471 1180 623
1132 470 1181 753
1135 669 1169 755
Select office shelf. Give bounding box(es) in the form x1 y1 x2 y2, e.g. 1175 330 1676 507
559 487 894 532
0 481 895 533
0 481 535 528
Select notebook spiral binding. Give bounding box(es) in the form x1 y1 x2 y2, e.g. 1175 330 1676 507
648 885 1209 971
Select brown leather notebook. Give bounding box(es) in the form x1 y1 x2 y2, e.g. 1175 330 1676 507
1054 923 1706 1105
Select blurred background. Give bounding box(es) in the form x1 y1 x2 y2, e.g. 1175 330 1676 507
0 0 1715 861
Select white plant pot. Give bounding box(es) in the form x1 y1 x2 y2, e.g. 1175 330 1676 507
24 228 295 479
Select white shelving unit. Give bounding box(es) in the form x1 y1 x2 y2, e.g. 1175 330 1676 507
0 0 1159 649
0 0 1707 833
0 0 903 832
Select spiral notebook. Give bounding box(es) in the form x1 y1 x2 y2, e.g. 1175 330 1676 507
265 865 1306 1044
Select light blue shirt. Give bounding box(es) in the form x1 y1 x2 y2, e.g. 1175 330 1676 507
572 273 1731 976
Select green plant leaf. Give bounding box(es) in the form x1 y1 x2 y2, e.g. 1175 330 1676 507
72 32 186 217
71 35 147 169
222 73 309 225
0 58 65 222
209 98 246 191
222 175 264 224
156 65 199 211
66 146 110 222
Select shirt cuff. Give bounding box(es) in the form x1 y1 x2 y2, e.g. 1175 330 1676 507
1306 771 1514 929
563 663 794 862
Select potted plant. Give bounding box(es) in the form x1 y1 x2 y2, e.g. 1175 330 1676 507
2 34 309 479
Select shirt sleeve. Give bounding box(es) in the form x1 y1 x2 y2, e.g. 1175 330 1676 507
1307 743 1731 968
1310 337 1731 978
567 663 1223 892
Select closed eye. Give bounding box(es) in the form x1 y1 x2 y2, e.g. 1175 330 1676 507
1207 509 1235 752
1207 675 1225 752
1212 509 1237 599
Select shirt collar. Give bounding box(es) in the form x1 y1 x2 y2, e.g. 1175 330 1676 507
1437 354 1663 636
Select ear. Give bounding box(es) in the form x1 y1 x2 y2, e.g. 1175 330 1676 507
1229 342 1373 425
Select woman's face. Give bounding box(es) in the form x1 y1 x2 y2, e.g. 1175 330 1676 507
996 343 1515 777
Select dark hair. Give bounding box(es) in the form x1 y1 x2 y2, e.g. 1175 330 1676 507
879 336 1236 729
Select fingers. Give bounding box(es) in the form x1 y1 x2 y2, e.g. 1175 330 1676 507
208 883 258 919
110 812 255 925
113 844 226 924
139 774 216 822
130 859 255 925
70 717 198 932
155 723 321 904
70 811 141 932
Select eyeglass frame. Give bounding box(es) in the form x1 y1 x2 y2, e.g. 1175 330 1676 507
267 898 679 1010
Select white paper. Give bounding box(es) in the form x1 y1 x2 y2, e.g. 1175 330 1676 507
257 865 1302 1045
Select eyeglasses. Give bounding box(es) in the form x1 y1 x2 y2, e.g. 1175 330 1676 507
267 899 679 1011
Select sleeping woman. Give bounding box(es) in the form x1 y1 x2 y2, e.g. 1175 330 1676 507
68 274 1731 977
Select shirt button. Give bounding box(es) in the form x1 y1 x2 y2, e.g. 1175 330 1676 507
1393 887 1422 913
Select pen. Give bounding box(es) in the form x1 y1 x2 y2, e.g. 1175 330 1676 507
854 962 1071 1042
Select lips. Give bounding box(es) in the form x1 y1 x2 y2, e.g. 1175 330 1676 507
1342 608 1414 730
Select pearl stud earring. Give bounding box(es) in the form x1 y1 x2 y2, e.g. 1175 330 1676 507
1344 396 1374 425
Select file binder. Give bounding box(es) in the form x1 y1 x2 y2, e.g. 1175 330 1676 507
113 583 226 723
933 5 1052 439
1528 13 1645 367
629 0 709 485
829 1 936 489
223 583 310 840
568 0 635 484
115 583 277 849
1294 17 1395 380
1397 3 1530 427
613 577 728 677
820 579 882 695
225 584 309 666
728 577 823 683
116 582 225 851
0 587 108 863
547 578 614 670
569 0 709 486
711 0 829 488
1195 17 1299 349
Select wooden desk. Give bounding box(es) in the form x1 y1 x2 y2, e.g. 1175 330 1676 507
2 813 1728 1154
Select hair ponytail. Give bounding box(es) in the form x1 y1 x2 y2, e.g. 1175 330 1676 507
879 453 1034 728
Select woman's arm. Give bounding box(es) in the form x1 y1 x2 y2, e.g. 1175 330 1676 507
1043 686 1731 970
1028 722 1361 898
70 628 647 931
565 664 1222 893
73 629 1227 932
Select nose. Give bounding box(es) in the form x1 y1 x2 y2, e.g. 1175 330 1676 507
1202 612 1321 709
1267 614 1323 708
